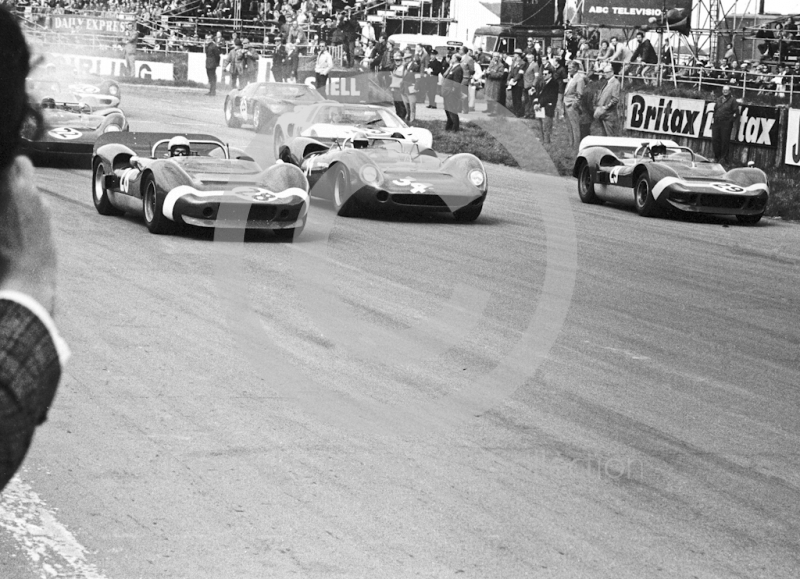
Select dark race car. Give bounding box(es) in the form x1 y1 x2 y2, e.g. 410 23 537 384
573 137 769 224
224 82 325 133
278 133 486 221
92 132 309 238
28 65 122 109
22 98 129 164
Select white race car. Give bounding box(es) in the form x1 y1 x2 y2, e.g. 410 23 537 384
272 102 433 158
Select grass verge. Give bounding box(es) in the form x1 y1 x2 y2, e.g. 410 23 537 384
413 120 519 167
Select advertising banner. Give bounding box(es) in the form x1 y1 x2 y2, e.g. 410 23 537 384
626 93 780 148
784 108 800 166
50 15 135 35
49 53 174 81
581 0 692 29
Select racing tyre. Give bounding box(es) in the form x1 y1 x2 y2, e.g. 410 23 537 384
736 213 763 225
273 127 285 159
253 105 270 133
92 159 123 216
273 224 305 241
577 162 603 205
225 97 242 128
142 174 174 234
332 165 359 217
634 173 662 218
453 204 483 222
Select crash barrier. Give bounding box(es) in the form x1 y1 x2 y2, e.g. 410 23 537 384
622 92 800 171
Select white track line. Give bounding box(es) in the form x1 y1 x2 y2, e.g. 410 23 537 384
0 476 109 579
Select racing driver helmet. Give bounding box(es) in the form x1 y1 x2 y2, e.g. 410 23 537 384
168 135 191 157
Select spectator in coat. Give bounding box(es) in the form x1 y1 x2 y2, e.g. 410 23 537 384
581 73 605 140
241 37 259 85
204 32 220 95
442 53 463 131
631 30 658 84
522 52 541 118
595 63 621 136
314 41 333 97
272 37 286 82
711 85 740 164
389 50 408 120
535 67 559 143
608 36 629 75
426 49 445 108
563 60 587 148
507 49 526 117
284 42 299 82
484 52 506 115
459 46 474 113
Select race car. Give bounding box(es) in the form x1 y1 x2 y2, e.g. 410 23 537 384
91 132 309 238
28 66 122 109
272 102 433 158
573 136 769 224
224 82 325 133
277 133 486 221
22 98 129 163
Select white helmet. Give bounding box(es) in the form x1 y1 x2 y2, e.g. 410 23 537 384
168 135 190 156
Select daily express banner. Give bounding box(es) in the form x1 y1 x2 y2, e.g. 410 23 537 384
582 0 692 29
626 93 780 148
50 15 136 35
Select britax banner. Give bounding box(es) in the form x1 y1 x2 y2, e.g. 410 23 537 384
626 93 780 148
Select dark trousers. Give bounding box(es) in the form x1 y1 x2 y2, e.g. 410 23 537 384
392 89 407 120
273 67 283 83
444 92 460 131
427 77 438 106
230 71 239 89
315 73 328 97
512 86 523 117
206 67 217 95
712 119 734 162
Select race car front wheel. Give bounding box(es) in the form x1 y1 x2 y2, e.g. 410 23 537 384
225 97 242 128
273 127 285 160
143 174 174 234
332 165 360 217
92 159 123 216
736 213 763 225
635 174 662 218
577 162 603 205
253 105 271 133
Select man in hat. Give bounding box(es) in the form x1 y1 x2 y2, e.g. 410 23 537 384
595 63 620 136
508 48 526 117
204 32 221 95
711 85 740 164
272 36 286 82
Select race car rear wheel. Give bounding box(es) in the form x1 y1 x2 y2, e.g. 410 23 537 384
253 105 270 133
225 97 242 128
634 173 662 218
332 165 359 217
736 213 763 225
273 127 285 159
142 174 174 234
577 162 603 205
92 159 123 216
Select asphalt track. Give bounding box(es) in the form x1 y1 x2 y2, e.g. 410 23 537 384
1 85 799 579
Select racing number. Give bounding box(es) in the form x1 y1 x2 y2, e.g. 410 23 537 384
609 166 621 184
240 97 248 118
710 183 746 193
119 168 138 193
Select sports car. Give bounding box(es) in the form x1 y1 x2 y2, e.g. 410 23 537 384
91 132 309 237
22 98 129 163
277 133 486 221
272 103 433 158
224 82 325 133
573 136 769 224
28 66 122 109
